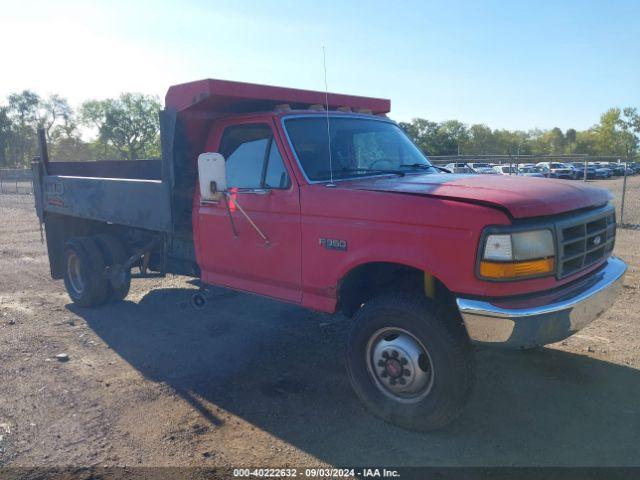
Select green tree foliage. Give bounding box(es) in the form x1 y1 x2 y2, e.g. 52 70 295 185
398 119 469 155
467 124 496 154
0 106 14 167
400 111 639 159
0 91 161 167
80 93 161 161
6 90 41 165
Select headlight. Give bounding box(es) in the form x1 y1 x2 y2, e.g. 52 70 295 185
480 229 555 280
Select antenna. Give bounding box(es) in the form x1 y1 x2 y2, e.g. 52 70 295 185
323 46 335 187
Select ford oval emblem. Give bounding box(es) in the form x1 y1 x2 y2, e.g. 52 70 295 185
593 235 602 246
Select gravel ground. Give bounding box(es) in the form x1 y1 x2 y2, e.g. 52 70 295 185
0 192 639 469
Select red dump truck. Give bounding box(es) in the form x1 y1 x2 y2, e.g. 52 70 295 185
32 79 627 430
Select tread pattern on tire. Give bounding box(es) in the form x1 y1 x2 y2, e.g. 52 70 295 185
346 292 475 431
63 237 109 307
93 234 131 302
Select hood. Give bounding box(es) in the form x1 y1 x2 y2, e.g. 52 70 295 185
338 173 612 218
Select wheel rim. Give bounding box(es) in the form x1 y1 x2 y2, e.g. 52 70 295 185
365 327 434 402
67 252 85 295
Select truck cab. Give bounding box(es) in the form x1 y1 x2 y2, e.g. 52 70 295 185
33 79 627 431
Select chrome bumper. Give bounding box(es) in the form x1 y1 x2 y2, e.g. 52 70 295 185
456 256 627 348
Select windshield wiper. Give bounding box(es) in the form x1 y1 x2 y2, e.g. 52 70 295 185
398 163 440 173
320 168 405 177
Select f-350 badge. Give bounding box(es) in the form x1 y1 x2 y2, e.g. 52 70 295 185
319 238 347 251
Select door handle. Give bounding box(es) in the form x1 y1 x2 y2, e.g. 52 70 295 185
237 188 271 195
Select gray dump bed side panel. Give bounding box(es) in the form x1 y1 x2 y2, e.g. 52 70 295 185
42 175 173 232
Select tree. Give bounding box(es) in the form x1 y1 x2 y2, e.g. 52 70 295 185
530 127 565 154
41 94 75 142
548 127 566 153
573 130 598 155
493 129 529 155
620 107 640 159
437 120 468 155
7 90 41 165
467 124 496 155
81 93 161 160
565 128 577 154
400 118 440 155
0 107 14 167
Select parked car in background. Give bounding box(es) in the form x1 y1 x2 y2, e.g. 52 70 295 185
608 163 627 176
493 165 515 175
602 162 628 176
469 162 498 174
444 162 476 174
590 162 613 178
492 164 546 178
571 162 597 179
565 163 582 179
520 163 549 177
629 163 640 174
536 162 574 179
517 166 546 177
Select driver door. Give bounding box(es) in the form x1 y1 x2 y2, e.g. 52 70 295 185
197 119 302 302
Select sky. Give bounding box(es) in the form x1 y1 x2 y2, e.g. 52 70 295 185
0 0 639 131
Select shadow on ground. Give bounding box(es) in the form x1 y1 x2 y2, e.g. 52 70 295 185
69 286 640 467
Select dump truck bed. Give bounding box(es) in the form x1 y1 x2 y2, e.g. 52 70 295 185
35 160 173 232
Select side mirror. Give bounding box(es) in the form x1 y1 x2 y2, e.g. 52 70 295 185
198 152 226 201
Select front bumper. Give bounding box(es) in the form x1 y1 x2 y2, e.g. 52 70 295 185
456 256 627 348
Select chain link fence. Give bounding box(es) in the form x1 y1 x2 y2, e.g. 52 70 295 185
0 168 35 210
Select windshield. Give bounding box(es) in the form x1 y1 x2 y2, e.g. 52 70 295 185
284 116 434 182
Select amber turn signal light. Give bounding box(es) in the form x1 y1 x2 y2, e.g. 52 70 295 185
479 258 555 279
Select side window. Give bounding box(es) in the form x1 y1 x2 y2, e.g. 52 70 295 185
264 142 290 189
219 124 290 189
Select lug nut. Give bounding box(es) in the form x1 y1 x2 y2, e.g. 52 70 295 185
378 359 385 367
381 371 388 378
398 377 406 385
403 369 411 376
389 378 396 385
391 350 399 358
382 351 389 359
400 357 408 365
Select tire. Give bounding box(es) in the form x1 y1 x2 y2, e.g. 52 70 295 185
93 234 131 302
63 237 109 307
346 293 475 431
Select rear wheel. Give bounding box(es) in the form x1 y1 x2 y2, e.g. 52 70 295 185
94 234 131 302
346 293 475 431
63 237 109 307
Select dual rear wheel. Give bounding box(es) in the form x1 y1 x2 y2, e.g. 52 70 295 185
63 235 131 307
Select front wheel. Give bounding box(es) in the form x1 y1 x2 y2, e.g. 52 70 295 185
346 293 475 431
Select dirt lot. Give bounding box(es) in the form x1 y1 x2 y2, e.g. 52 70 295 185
0 186 639 469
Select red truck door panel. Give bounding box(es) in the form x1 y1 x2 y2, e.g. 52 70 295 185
196 119 302 302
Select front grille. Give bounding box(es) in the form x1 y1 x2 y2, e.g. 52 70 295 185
557 207 616 278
